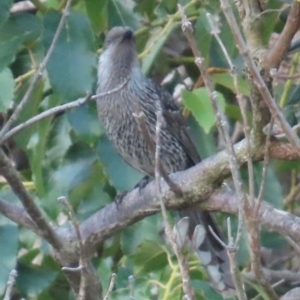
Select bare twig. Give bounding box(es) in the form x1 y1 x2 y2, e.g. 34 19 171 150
133 110 181 194
255 118 273 215
1 80 128 144
0 149 62 249
284 181 300 206
207 11 252 244
103 273 116 300
155 111 195 299
264 2 300 69
244 268 300 284
285 236 300 257
225 218 247 300
3 270 17 300
270 69 300 80
58 196 88 300
220 0 300 149
178 4 246 249
0 0 73 138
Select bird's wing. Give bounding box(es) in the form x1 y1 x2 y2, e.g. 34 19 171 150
134 77 200 165
156 83 201 165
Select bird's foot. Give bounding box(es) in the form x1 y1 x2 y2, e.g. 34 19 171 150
115 191 128 209
134 176 152 194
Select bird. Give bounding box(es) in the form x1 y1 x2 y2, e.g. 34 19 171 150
96 26 235 296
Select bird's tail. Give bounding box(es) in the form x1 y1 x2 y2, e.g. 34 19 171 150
178 210 235 297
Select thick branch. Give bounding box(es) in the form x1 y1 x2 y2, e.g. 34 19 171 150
76 179 300 253
71 140 300 252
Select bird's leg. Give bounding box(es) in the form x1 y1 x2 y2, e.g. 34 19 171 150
133 176 152 190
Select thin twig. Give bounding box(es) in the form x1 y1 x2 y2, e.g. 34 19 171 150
133 110 182 194
3 270 17 300
178 4 246 249
270 69 300 80
285 236 300 257
0 0 73 138
226 218 247 300
284 181 300 206
206 11 251 245
58 196 87 300
155 111 195 299
0 80 128 144
103 273 116 300
255 118 273 215
244 268 300 284
220 0 300 149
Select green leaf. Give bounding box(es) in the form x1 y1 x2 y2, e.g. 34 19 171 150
17 264 57 296
0 224 18 294
85 0 108 32
209 13 237 67
225 103 243 122
213 73 250 96
43 10 96 101
0 14 42 71
133 0 157 21
134 240 168 275
260 231 286 249
97 135 143 191
188 115 217 158
51 156 96 197
192 280 224 300
182 88 226 133
67 103 102 145
107 0 141 29
14 79 44 149
195 9 213 62
28 93 61 197
141 23 176 75
158 0 178 14
241 163 283 209
0 68 14 112
0 0 12 26
121 215 162 255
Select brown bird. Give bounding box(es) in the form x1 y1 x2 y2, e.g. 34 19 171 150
97 26 235 296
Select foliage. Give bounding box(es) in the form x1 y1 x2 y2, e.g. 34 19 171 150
0 0 299 299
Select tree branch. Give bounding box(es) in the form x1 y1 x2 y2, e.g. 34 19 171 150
0 149 63 249
264 2 300 69
0 80 128 144
0 199 41 235
75 140 300 252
